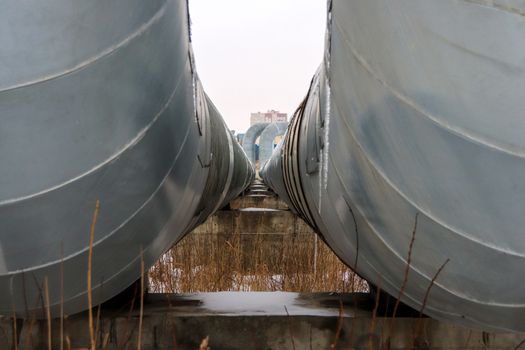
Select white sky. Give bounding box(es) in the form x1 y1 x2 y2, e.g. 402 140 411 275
189 0 327 133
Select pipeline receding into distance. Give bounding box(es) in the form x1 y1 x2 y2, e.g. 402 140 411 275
0 0 253 316
262 0 525 332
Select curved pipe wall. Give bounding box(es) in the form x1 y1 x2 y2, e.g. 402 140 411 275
0 0 253 317
258 122 288 168
193 93 255 223
260 142 293 211
242 123 270 165
263 0 525 332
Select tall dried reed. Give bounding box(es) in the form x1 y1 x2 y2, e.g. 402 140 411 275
149 218 367 293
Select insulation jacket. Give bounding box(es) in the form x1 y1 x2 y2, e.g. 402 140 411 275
0 0 253 316
263 0 525 332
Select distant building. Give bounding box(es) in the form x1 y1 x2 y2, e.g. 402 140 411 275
250 110 287 126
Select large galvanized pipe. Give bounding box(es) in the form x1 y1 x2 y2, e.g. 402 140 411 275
242 122 270 165
0 0 253 317
258 122 288 168
263 0 525 332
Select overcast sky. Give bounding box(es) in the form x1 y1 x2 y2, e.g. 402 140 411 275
189 0 327 133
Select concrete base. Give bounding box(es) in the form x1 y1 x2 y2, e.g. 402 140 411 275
229 194 289 211
2 292 523 349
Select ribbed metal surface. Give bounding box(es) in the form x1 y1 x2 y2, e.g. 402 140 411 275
258 122 288 169
242 123 270 165
260 142 293 212
0 0 253 317
263 0 525 332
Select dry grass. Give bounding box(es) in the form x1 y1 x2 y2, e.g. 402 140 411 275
87 200 100 350
149 223 368 294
